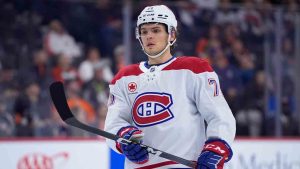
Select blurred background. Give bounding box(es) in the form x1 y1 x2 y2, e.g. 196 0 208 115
0 0 299 138
0 0 299 168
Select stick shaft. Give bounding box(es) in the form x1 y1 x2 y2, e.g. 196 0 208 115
49 81 195 168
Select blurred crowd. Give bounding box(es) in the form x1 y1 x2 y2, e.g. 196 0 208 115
0 0 299 138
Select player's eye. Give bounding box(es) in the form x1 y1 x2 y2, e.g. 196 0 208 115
140 30 148 36
152 28 161 33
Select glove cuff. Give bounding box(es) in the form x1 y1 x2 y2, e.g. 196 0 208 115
116 126 139 153
203 138 233 162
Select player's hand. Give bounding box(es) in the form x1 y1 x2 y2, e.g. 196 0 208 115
117 126 149 164
196 139 233 169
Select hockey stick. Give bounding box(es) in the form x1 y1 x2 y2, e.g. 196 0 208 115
49 81 195 168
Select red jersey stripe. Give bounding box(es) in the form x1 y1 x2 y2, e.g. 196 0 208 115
110 56 213 85
163 56 213 73
111 64 143 85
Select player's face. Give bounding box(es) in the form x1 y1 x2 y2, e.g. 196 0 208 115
140 23 169 56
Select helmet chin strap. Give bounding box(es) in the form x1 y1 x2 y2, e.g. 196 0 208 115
138 34 176 59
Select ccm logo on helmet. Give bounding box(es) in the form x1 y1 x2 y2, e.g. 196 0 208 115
132 92 174 127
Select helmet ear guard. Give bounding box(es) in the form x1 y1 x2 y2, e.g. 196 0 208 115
135 27 140 40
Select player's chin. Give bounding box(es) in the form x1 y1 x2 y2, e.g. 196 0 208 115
145 49 160 56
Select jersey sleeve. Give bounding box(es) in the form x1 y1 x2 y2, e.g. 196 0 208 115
194 70 236 145
104 80 132 153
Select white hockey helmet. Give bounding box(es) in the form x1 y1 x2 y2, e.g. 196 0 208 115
136 5 177 39
136 5 178 58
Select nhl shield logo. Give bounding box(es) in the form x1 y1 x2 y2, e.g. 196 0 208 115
131 92 174 127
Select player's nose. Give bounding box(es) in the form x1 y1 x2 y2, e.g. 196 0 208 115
146 33 153 40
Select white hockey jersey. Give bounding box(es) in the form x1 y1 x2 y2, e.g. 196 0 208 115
104 56 236 169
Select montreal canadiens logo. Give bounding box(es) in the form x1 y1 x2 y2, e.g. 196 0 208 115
132 92 174 127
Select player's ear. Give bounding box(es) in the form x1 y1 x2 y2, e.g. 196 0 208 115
170 28 176 42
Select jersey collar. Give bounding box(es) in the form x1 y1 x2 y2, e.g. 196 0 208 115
139 56 177 73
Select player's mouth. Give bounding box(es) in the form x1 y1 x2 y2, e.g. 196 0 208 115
147 43 155 47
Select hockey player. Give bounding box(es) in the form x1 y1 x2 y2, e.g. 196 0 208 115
104 5 236 169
